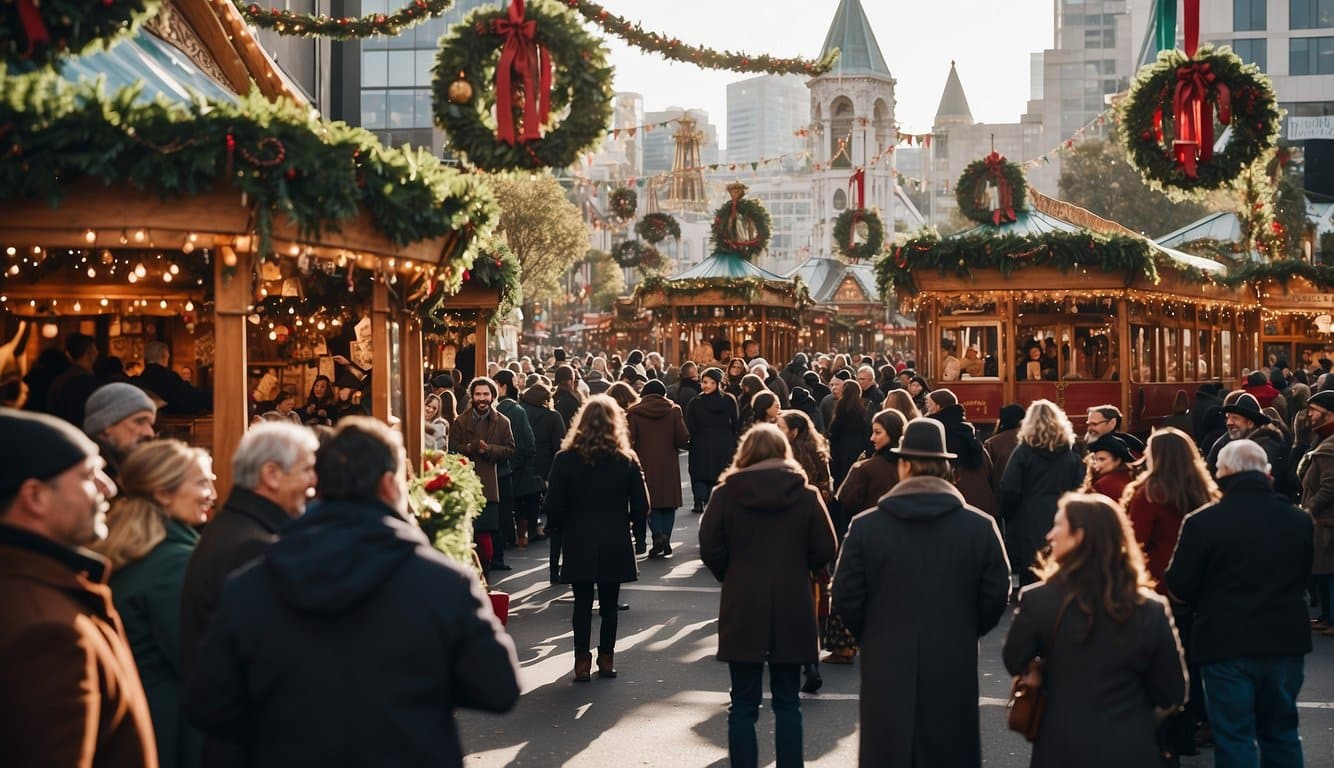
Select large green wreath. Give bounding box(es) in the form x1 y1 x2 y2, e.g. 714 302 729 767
432 0 613 172
610 187 637 218
710 196 772 259
1 0 158 70
833 208 884 261
614 239 655 268
635 212 680 244
1121 45 1280 197
955 152 1027 225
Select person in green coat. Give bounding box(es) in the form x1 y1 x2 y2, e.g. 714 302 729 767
93 439 216 768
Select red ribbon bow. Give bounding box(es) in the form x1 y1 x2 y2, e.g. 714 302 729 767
16 0 52 59
494 0 552 145
983 151 1016 225
1172 61 1230 180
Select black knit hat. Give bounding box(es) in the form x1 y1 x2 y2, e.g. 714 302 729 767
998 404 1025 431
701 367 724 384
0 408 100 498
641 379 668 397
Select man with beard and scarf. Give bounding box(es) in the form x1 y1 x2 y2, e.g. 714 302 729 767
925 389 997 518
186 418 520 767
451 377 517 573
1208 393 1297 499
685 368 739 515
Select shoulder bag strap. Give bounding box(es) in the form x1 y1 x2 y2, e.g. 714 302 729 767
1045 592 1075 660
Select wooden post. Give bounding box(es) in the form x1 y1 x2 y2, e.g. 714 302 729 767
669 305 678 365
212 246 251 497
1117 297 1132 427
370 276 392 422
758 306 768 362
402 314 424 470
474 314 489 380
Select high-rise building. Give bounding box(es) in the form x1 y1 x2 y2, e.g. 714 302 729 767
726 75 809 165
642 108 719 176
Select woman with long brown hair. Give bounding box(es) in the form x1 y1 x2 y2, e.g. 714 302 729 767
1122 427 1220 584
881 388 920 421
725 357 748 398
779 409 832 501
1003 493 1186 767
93 439 216 768
749 390 781 430
542 394 650 682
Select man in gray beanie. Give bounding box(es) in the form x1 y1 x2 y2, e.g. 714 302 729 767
83 382 157 479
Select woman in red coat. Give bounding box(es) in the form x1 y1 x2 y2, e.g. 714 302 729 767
1082 434 1137 505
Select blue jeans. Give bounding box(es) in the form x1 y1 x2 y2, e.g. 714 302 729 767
649 507 676 537
1202 656 1305 768
728 662 803 768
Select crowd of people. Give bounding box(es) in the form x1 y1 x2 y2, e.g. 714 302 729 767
3 333 1333 767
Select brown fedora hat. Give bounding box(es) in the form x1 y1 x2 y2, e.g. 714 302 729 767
890 418 957 460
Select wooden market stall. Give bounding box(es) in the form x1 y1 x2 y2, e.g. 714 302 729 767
789 256 888 354
1249 267 1334 370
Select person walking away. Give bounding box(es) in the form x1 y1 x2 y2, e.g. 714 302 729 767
493 370 534 560
1300 390 1334 636
552 364 584 427
831 418 1010 766
542 395 650 681
779 409 836 690
984 404 1025 492
450 377 516 574
1000 400 1086 587
685 368 739 514
517 381 566 566
92 440 216 768
925 388 997 517
627 380 689 559
185 418 520 767
1165 440 1314 768
699 424 837 768
1002 493 1187 768
0 408 156 767
1081 434 1137 503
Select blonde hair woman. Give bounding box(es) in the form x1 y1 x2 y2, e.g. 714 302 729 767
93 439 215 768
699 424 837 767
541 394 650 682
999 400 1086 586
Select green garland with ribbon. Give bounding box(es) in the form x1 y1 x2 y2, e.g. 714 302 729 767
610 187 637 219
1 0 158 70
955 152 1027 225
235 0 454 40
432 0 613 172
1121 45 1280 197
710 195 772 260
832 208 884 262
565 0 838 76
635 212 680 244
0 75 498 290
636 274 811 307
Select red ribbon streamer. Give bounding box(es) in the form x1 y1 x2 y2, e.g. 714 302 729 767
494 0 552 145
1172 61 1230 180
16 0 51 59
983 151 1016 225
1183 0 1200 57
848 168 865 211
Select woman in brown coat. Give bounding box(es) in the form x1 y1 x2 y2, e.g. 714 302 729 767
699 424 837 768
627 380 690 558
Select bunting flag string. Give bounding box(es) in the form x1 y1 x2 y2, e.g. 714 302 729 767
608 117 682 140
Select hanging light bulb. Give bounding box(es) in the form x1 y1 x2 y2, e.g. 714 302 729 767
100 298 109 307
185 300 194 312
84 230 96 244
127 272 138 284
169 264 180 275
133 230 146 243
73 301 81 312
87 267 96 278
160 300 169 309
162 271 173 283
134 263 147 278
41 322 59 339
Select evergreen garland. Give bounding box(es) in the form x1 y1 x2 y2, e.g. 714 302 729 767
236 0 455 40
636 274 811 306
468 243 523 322
1 0 158 70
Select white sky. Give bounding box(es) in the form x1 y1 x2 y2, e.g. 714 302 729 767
603 0 1055 147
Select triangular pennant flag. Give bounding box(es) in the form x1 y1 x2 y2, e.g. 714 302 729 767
750 162 759 171
628 128 637 137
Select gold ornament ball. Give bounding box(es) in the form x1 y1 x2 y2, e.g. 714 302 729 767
448 78 473 104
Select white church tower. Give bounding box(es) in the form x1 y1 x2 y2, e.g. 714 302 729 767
808 0 898 260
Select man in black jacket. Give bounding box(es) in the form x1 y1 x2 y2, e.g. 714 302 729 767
132 340 209 415
1166 439 1313 768
186 418 519 768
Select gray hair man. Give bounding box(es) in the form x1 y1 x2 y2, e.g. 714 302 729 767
1166 438 1313 767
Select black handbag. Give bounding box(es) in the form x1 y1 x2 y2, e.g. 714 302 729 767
1007 594 1073 742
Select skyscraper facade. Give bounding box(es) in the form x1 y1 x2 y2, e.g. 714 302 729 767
726 75 809 165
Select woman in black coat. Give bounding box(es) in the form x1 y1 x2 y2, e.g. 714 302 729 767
828 381 872 488
1003 493 1187 768
541 394 650 682
517 383 567 548
685 368 739 514
1000 400 1086 585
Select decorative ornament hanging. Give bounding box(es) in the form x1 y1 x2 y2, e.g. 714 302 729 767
235 0 456 40
955 152 1027 226
1 0 158 69
709 181 772 260
833 169 884 262
610 187 637 219
635 212 681 244
446 72 473 104
432 0 613 172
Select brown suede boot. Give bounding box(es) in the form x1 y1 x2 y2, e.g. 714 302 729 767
596 651 617 679
573 652 592 682
516 530 528 549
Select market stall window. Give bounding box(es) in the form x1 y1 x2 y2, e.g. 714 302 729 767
1016 326 1060 381
1132 325 1158 383
938 324 999 381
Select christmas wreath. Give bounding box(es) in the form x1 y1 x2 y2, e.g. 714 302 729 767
635 212 681 244
1 0 158 70
236 0 454 40
610 187 637 218
955 151 1027 226
710 184 772 259
432 0 613 172
614 239 655 268
832 208 884 262
1121 45 1280 196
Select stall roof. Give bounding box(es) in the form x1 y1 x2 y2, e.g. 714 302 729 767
952 208 1080 238
671 252 790 281
59 28 239 105
1156 211 1243 247
788 256 879 303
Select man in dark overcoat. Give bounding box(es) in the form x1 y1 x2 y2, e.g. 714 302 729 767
684 368 739 514
628 379 690 557
450 377 516 572
831 418 1010 767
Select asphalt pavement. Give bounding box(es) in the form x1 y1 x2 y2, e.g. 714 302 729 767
459 455 1334 767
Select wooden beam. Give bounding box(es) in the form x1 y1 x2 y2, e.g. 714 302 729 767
402 314 424 471
474 315 489 381
370 277 392 423
212 246 251 497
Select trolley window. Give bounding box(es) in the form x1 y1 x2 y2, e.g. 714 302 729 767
938 324 1001 381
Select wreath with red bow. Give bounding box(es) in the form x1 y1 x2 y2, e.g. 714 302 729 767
432 0 613 171
634 212 681 244
1121 45 1279 196
1 0 157 69
832 208 884 262
709 196 772 260
955 152 1027 226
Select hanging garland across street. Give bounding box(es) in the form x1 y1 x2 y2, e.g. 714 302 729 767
955 151 1027 226
635 212 681 244
610 187 637 218
235 0 456 40
1 0 158 70
832 208 884 262
710 188 772 259
563 0 839 76
432 0 613 172
1121 45 1280 197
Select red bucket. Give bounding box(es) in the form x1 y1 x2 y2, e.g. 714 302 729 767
488 591 510 626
